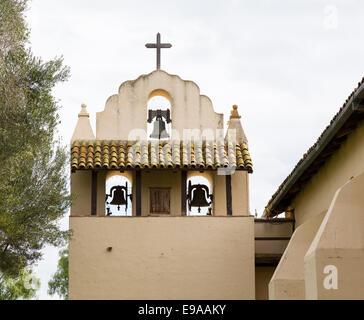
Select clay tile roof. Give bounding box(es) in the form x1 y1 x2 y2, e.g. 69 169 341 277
71 139 253 172
264 77 364 217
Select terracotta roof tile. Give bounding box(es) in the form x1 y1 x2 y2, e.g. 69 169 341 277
71 139 253 172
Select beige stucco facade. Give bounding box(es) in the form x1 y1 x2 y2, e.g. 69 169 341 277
70 169 250 217
96 70 223 141
269 119 364 299
69 216 255 300
69 69 254 300
70 69 251 217
71 67 364 300
255 267 275 300
304 171 364 299
291 120 364 227
269 212 325 299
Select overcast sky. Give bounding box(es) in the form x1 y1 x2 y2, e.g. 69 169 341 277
25 0 364 299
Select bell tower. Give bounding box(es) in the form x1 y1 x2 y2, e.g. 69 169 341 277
68 35 254 299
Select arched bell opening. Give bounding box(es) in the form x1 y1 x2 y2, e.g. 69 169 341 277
147 93 172 140
186 174 213 216
105 172 133 216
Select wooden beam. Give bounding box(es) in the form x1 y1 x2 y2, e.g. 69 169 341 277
255 254 282 266
336 125 357 138
91 171 98 216
316 150 337 160
136 170 141 216
331 135 348 145
226 175 232 216
255 236 291 241
254 218 295 223
181 170 187 216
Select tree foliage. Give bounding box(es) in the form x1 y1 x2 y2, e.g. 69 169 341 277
0 268 40 300
0 0 71 278
48 248 68 299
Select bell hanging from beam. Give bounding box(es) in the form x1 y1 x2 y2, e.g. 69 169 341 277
148 109 171 140
187 181 213 213
150 115 169 139
190 187 210 212
106 182 132 214
110 186 127 211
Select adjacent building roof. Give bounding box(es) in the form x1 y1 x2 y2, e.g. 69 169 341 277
264 77 364 218
71 140 253 172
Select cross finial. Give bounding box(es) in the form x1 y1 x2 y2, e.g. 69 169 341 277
145 33 172 70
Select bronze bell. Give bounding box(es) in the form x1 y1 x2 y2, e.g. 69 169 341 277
187 181 213 213
106 182 132 214
190 187 210 208
110 186 127 210
150 116 169 139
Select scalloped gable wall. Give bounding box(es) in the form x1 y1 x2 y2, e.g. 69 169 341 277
96 70 223 140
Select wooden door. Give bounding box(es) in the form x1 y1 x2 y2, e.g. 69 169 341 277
150 187 170 215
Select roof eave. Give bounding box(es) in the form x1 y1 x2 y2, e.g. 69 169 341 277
264 81 364 218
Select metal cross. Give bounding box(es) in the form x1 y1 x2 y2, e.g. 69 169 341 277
145 33 172 70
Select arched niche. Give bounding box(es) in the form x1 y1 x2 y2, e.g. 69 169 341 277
186 172 214 216
148 89 173 105
96 70 223 141
105 171 133 216
147 90 172 140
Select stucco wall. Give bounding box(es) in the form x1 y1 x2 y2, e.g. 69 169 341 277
304 171 364 299
268 212 325 300
255 267 276 300
96 70 223 140
71 169 250 217
291 120 364 227
69 216 255 300
213 173 227 216
231 171 250 215
70 171 91 216
272 120 364 299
